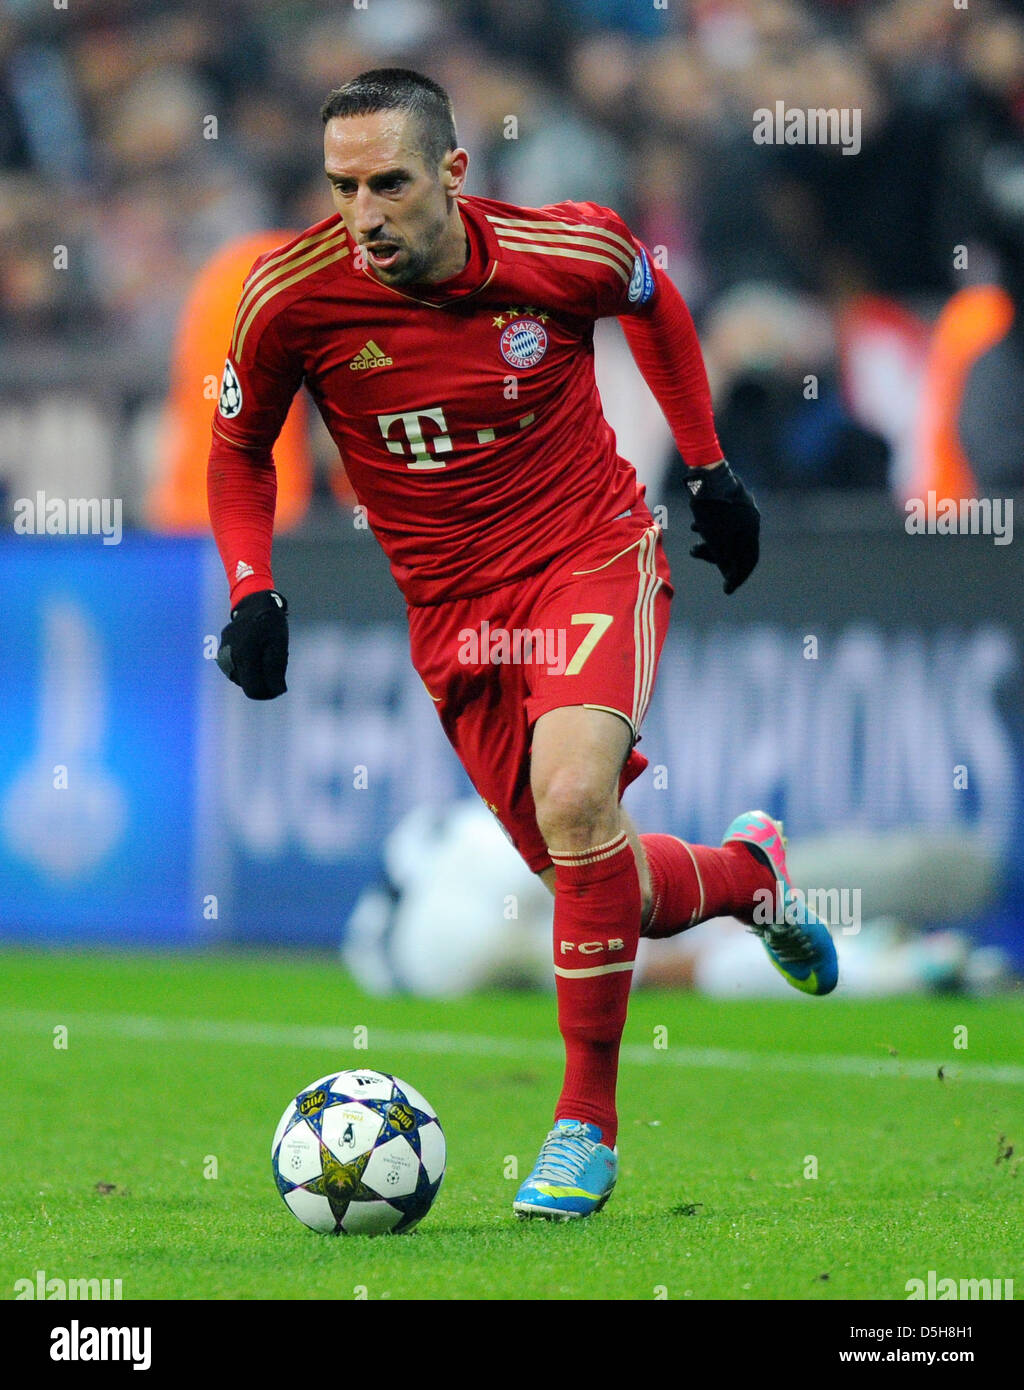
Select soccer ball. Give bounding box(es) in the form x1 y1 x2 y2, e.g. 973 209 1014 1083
271 1069 445 1235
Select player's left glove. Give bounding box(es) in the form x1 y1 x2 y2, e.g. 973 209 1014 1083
216 589 289 699
686 460 760 595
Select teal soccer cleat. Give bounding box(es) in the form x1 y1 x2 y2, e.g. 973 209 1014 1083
722 809 839 996
513 1119 617 1220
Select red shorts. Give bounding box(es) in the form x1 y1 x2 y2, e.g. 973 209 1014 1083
406 513 674 873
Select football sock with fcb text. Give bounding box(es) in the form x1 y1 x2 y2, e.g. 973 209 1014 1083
550 832 642 1149
640 833 775 939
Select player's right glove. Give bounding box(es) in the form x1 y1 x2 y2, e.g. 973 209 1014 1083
686 460 760 595
216 589 289 700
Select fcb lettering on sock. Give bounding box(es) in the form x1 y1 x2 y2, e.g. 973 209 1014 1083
549 831 642 1148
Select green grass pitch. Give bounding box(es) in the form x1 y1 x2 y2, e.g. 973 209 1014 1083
0 948 1021 1301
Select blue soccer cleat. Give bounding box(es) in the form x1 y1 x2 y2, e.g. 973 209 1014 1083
513 1119 617 1220
722 809 839 996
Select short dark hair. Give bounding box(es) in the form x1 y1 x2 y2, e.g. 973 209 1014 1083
320 68 457 169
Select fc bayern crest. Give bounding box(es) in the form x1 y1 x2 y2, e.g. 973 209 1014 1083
500 317 548 369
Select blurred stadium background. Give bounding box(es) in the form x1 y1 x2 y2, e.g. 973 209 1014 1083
2 0 1023 976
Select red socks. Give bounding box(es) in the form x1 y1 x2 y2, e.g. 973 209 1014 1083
640 833 774 939
547 831 774 1147
550 832 641 1148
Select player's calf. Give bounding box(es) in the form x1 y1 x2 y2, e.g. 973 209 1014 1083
639 830 777 937
547 831 640 1148
530 706 645 1153
636 818 838 995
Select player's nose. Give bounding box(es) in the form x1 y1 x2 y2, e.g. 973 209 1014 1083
352 188 385 239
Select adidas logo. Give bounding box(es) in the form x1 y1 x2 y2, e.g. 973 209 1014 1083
687 479 703 496
235 560 254 580
349 340 393 371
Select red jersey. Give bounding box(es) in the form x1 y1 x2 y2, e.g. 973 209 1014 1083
210 195 667 605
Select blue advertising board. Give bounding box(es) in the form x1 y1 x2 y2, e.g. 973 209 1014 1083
0 537 209 943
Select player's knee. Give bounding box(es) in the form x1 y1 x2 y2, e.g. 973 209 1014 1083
533 765 617 850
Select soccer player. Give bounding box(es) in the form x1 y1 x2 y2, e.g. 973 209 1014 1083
209 69 838 1221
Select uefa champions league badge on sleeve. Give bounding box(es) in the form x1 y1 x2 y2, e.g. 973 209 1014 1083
628 249 655 306
496 307 549 369
218 358 243 418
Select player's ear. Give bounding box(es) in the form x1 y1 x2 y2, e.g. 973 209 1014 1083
441 147 469 196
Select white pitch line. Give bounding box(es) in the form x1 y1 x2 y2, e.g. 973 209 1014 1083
1 1009 1022 1085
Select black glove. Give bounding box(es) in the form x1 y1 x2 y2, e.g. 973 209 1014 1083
216 589 289 699
686 460 760 595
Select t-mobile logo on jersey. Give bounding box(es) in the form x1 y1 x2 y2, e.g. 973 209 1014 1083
377 408 452 469
376 405 541 468
560 939 626 955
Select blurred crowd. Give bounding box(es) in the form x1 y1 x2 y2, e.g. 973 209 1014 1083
3 0 1024 498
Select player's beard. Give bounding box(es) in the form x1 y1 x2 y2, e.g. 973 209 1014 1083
369 207 456 287
375 241 432 286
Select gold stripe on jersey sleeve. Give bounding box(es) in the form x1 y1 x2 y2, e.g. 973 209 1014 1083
233 241 350 360
230 225 349 357
486 213 637 260
211 420 239 446
495 238 631 284
488 226 634 275
231 223 345 338
211 421 270 451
